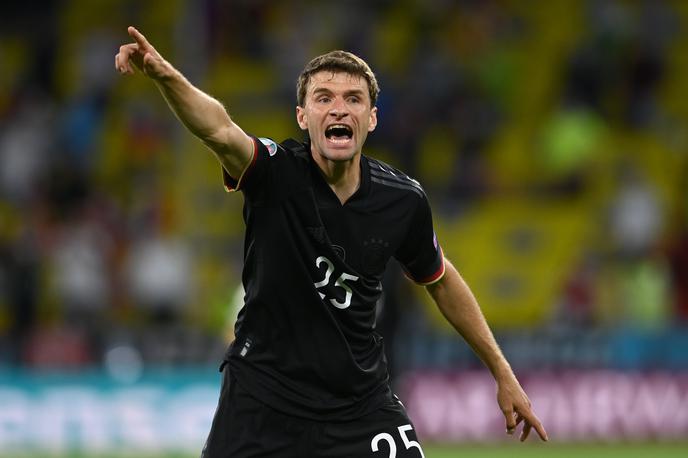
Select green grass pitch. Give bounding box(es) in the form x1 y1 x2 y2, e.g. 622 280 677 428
426 442 688 457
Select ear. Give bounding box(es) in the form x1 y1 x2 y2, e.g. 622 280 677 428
296 106 308 130
368 106 378 132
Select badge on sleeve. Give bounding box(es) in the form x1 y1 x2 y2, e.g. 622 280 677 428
259 137 278 157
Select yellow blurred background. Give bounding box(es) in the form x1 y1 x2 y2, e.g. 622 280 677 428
1 0 687 454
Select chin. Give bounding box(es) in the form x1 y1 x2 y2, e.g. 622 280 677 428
322 149 357 162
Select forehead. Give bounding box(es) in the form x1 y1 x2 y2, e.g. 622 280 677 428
307 71 369 94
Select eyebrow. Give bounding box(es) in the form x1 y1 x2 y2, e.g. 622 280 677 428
311 87 366 97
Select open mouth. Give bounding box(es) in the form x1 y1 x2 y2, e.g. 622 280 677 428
325 124 353 143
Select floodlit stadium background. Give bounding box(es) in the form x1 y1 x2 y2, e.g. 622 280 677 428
1 0 687 457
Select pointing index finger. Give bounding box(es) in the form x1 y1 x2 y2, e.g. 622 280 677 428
127 26 151 50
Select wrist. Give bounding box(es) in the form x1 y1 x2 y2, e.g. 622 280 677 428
490 359 515 384
154 64 176 83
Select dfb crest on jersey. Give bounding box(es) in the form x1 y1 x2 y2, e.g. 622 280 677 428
259 137 278 156
362 238 389 275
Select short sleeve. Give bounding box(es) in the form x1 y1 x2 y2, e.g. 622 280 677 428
221 136 280 195
394 195 445 285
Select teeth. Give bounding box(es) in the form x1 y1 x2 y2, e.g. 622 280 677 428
325 125 353 138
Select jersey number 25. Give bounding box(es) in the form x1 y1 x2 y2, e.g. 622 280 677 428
313 256 359 309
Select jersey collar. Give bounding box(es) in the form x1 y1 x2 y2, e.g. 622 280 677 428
304 139 371 206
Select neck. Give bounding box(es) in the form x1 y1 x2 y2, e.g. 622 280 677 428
312 152 361 205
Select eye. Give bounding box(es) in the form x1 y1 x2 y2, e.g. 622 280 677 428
347 96 361 104
317 95 331 103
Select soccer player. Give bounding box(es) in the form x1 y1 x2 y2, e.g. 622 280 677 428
116 26 548 457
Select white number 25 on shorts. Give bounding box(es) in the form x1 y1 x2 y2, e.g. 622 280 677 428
370 424 425 458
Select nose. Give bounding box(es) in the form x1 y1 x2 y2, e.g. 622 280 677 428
329 97 349 118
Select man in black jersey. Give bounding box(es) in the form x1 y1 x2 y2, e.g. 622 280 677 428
116 26 548 457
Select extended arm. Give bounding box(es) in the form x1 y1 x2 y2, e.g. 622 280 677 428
425 258 548 442
115 26 253 179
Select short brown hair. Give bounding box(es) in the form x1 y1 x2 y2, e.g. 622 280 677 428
296 50 380 108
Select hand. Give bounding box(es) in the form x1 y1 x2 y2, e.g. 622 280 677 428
115 26 173 80
497 376 548 442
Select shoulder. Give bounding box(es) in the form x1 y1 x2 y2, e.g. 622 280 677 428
235 137 310 194
251 137 310 161
366 157 426 200
273 138 310 159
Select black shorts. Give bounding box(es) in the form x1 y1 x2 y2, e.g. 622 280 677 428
201 364 425 458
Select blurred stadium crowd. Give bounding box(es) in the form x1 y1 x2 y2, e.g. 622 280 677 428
1 0 687 378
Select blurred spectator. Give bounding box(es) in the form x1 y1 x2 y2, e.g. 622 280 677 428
49 216 113 320
538 106 605 196
125 233 193 324
0 215 39 365
0 95 55 204
623 0 676 127
618 254 672 331
608 162 663 259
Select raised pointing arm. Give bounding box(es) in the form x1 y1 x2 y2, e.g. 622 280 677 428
425 258 548 442
115 26 253 180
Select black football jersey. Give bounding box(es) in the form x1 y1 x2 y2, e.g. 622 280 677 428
221 136 445 420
